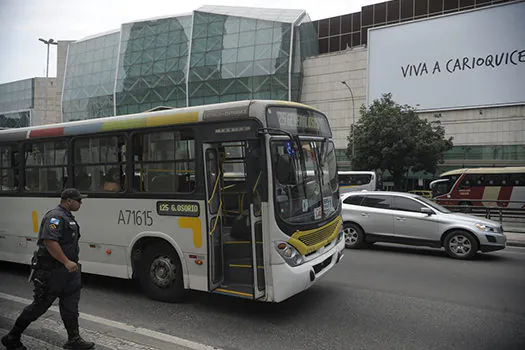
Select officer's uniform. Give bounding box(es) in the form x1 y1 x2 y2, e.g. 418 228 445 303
11 205 83 343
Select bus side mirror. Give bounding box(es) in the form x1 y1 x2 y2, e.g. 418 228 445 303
277 154 296 185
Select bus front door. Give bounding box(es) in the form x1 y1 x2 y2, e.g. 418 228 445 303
203 141 265 300
203 145 223 292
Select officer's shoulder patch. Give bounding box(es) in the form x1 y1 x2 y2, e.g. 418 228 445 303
49 218 60 225
49 224 57 229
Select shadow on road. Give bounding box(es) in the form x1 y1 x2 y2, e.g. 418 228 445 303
364 243 509 261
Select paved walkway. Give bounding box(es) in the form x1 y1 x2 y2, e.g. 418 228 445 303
506 231 525 247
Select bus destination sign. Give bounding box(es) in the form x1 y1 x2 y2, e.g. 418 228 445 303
266 107 331 137
156 201 200 217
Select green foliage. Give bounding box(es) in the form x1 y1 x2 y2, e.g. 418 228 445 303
346 93 453 190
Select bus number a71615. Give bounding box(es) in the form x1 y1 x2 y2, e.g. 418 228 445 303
117 210 153 226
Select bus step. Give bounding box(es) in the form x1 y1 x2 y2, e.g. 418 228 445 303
224 258 261 284
214 283 253 299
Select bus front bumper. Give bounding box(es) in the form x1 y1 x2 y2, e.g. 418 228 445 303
271 238 345 303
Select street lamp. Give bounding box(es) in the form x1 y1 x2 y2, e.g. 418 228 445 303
38 38 58 78
341 81 356 158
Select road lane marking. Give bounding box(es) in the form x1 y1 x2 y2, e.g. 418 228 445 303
0 292 220 350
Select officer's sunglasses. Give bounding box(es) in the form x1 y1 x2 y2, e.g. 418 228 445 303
70 198 82 204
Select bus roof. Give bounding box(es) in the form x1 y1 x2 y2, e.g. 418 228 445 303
0 100 320 142
440 167 525 176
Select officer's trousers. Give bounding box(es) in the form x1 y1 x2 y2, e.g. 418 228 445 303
10 268 82 338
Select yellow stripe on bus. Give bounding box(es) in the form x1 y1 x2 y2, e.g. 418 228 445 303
146 112 199 127
178 217 203 249
32 211 38 233
215 288 253 298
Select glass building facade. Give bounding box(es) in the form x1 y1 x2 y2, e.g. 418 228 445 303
0 79 33 128
62 6 318 122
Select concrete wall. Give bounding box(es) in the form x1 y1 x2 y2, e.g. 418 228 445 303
32 78 58 125
302 46 525 153
301 46 367 150
56 41 73 123
419 106 525 146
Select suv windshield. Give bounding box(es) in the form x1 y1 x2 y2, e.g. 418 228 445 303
271 139 339 224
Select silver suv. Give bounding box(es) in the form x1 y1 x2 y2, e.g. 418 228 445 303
341 191 506 259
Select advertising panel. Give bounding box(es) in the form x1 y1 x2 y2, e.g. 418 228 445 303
368 2 525 111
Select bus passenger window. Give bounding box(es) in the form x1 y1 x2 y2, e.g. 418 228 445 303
132 129 195 193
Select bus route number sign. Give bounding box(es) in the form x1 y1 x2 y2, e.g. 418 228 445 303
156 201 200 217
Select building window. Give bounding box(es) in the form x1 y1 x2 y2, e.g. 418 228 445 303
415 0 429 17
362 5 374 27
318 19 329 37
401 0 415 21
387 0 400 23
329 16 341 36
330 36 341 52
444 0 459 12
374 2 387 24
341 14 352 34
429 0 443 14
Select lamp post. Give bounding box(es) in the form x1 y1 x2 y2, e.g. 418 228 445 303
341 81 356 158
38 38 58 77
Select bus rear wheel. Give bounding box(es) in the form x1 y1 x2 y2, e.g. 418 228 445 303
139 242 184 302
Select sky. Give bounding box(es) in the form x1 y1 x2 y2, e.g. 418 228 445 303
0 0 377 84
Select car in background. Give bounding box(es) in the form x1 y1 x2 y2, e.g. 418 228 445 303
408 190 433 199
341 191 506 259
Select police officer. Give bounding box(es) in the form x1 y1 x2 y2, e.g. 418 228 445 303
1 188 94 350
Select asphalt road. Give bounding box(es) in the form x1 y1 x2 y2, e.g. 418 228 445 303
1 245 525 350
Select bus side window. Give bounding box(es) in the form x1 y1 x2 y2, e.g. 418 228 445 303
459 175 473 189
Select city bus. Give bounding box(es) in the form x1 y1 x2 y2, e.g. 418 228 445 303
0 100 344 303
338 171 379 194
430 167 525 208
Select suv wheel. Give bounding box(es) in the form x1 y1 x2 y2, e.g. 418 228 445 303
343 222 367 249
444 230 478 259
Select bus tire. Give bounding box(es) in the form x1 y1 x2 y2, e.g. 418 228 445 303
139 242 184 302
444 230 478 260
343 222 367 249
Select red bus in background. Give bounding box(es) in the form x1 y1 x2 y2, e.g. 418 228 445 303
430 167 525 208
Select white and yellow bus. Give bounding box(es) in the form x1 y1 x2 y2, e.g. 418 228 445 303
338 171 379 194
0 100 344 303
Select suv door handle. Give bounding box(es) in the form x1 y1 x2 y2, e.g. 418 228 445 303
395 217 405 221
361 213 369 217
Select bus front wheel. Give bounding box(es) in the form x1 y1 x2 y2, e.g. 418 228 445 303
139 242 184 302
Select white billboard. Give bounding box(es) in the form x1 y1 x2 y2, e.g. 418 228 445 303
367 2 525 111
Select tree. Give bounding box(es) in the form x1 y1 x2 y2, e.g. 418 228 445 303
347 93 453 190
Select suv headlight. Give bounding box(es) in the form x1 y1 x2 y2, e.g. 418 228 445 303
475 223 498 233
275 242 304 267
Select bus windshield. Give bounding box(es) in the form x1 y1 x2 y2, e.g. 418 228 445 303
430 175 458 197
271 138 339 225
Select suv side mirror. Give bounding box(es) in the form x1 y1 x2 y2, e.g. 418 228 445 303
420 207 434 215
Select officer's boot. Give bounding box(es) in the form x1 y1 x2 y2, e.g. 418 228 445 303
62 319 94 349
1 320 29 350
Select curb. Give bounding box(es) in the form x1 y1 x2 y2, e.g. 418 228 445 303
507 241 525 248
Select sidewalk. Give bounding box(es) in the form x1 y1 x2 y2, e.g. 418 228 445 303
506 231 525 248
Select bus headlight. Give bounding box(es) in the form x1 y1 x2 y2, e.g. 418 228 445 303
275 242 304 267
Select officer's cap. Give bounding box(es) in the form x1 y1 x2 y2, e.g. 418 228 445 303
61 188 88 201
